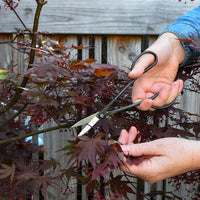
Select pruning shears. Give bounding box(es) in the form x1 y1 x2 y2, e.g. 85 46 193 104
72 51 175 136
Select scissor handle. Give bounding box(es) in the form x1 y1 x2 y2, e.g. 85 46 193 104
130 50 176 110
131 50 158 72
100 50 175 118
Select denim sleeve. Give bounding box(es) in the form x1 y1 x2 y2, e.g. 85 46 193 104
160 6 200 67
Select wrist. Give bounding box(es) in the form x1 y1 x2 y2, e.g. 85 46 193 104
159 32 185 65
189 140 200 171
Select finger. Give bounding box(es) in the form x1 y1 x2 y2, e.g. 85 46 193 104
128 53 156 79
132 81 146 103
168 79 183 99
152 80 183 108
128 126 139 145
118 129 129 145
164 80 183 104
151 85 171 107
177 79 184 94
124 140 162 157
131 85 154 111
135 98 154 111
120 157 152 177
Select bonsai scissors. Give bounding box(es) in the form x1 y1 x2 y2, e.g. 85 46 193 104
72 51 175 136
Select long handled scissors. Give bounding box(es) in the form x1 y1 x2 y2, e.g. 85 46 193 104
72 51 175 136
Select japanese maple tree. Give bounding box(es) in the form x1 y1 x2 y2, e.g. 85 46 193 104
0 0 200 200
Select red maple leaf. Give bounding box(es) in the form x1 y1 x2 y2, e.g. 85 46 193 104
75 134 107 169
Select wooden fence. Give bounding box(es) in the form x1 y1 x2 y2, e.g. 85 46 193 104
0 0 199 199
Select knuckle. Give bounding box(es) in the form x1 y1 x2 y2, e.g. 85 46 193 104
130 144 142 156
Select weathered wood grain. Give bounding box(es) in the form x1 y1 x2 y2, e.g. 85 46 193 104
0 0 198 34
107 35 141 72
94 35 102 62
107 35 142 200
82 35 90 60
44 123 77 200
0 34 13 70
43 35 79 200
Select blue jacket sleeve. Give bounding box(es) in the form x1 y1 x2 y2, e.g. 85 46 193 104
160 6 200 67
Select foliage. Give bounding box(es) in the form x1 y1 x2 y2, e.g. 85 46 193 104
0 0 200 199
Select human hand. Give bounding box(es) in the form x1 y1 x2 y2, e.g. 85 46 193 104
118 126 200 184
129 32 185 111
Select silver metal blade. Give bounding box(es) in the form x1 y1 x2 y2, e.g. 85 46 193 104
78 116 100 136
72 112 98 128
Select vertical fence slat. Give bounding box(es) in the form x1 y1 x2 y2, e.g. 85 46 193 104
16 34 25 74
149 35 157 46
107 35 141 72
107 35 142 200
94 35 102 63
44 121 72 200
64 34 78 60
0 34 13 70
43 34 78 200
81 35 90 200
82 35 90 60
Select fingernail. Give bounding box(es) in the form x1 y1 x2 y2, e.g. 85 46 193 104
131 69 135 73
121 145 130 153
129 69 135 76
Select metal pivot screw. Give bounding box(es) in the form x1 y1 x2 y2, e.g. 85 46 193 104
99 113 105 119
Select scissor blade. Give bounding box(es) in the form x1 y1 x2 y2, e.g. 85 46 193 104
72 113 98 128
78 115 100 136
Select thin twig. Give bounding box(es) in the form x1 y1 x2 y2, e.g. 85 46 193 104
4 0 31 32
0 103 28 128
0 33 19 45
10 6 30 32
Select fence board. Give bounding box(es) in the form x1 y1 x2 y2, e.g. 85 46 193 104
16 34 25 74
107 35 141 72
0 0 198 34
1 0 200 199
82 35 90 60
107 35 142 200
94 35 102 62
0 34 13 70
43 35 79 200
63 35 78 60
44 125 78 200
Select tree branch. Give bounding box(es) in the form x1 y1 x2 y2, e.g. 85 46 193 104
0 0 47 116
0 121 74 145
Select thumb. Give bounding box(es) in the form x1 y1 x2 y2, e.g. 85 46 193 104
128 53 156 79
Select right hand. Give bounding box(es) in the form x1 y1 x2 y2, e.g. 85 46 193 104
129 32 185 111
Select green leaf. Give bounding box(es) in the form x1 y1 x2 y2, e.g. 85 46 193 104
0 163 15 185
0 70 9 80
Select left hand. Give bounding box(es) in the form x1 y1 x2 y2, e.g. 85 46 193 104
118 126 200 184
